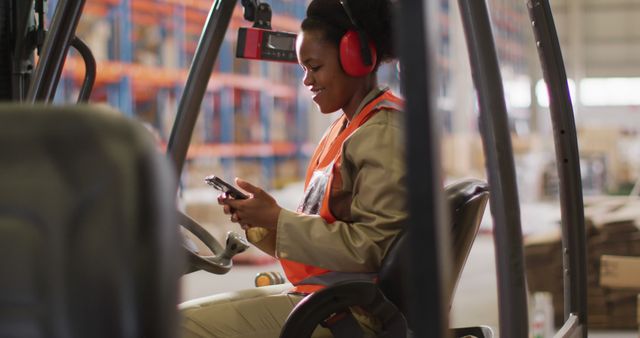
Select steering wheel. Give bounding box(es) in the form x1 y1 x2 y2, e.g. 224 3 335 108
178 211 249 274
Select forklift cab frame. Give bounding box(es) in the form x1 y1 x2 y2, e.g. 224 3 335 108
0 0 588 336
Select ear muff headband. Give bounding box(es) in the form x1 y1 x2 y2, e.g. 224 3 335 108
339 0 377 77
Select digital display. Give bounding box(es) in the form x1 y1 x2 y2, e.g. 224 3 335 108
267 34 296 51
236 27 298 63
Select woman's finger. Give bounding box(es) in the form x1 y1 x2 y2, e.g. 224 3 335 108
225 198 243 210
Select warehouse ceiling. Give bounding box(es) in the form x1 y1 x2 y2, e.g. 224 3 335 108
551 0 640 78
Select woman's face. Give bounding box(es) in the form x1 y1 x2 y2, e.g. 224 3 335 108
296 29 362 115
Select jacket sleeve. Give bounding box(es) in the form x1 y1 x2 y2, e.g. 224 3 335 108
275 111 407 272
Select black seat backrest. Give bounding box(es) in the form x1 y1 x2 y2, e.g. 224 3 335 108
0 105 183 338
377 178 489 327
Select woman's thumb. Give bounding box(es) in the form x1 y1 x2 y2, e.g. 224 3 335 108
235 178 260 195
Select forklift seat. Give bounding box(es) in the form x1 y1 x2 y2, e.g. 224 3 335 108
280 178 490 337
0 105 183 338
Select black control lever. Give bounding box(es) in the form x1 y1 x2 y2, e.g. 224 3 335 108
210 231 250 267
179 211 250 274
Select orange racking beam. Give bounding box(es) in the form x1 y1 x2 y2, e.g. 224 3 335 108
85 0 300 31
132 12 159 26
164 0 212 11
94 0 120 5
62 58 125 85
130 0 174 15
186 142 298 159
62 57 296 98
84 2 109 16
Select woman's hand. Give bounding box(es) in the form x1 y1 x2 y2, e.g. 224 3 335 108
217 178 282 231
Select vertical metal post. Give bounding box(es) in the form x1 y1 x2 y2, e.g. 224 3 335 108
203 91 215 142
395 0 451 337
260 90 274 188
156 87 170 138
118 76 133 116
174 3 186 68
220 87 235 144
219 39 233 73
107 82 120 109
220 86 235 179
107 6 115 61
295 73 309 178
117 0 133 63
527 0 588 335
457 0 529 336
118 0 133 115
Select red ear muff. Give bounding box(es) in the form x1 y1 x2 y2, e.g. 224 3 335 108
340 30 377 77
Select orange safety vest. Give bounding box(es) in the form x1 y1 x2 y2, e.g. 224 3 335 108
280 90 403 294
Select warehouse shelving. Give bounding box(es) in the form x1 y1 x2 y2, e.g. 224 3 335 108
53 0 308 190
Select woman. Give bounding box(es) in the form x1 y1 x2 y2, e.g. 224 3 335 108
181 0 406 336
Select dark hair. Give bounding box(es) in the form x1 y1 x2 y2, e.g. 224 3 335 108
301 0 395 70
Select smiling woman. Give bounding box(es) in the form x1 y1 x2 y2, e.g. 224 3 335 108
297 0 396 117
297 29 364 115
180 0 405 337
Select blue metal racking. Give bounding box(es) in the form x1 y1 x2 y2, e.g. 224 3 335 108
54 0 307 189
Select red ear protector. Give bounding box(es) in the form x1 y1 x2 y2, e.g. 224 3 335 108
339 0 377 77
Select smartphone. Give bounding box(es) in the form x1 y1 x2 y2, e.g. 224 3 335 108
204 175 248 200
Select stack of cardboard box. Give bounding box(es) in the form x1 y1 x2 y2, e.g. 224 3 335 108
588 198 640 328
523 229 564 320
599 254 640 328
524 197 640 329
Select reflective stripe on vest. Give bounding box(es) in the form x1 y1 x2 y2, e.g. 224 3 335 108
280 90 403 294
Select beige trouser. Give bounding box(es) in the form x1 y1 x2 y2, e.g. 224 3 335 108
180 283 380 338
180 283 332 338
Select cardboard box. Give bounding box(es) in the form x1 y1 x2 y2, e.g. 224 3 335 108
600 255 640 289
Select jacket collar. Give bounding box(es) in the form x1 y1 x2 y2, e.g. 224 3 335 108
347 86 389 122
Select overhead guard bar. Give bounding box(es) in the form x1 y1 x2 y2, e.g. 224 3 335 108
527 0 588 336
166 0 238 177
70 36 96 103
395 0 451 336
10 0 37 101
26 0 86 103
457 0 529 336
